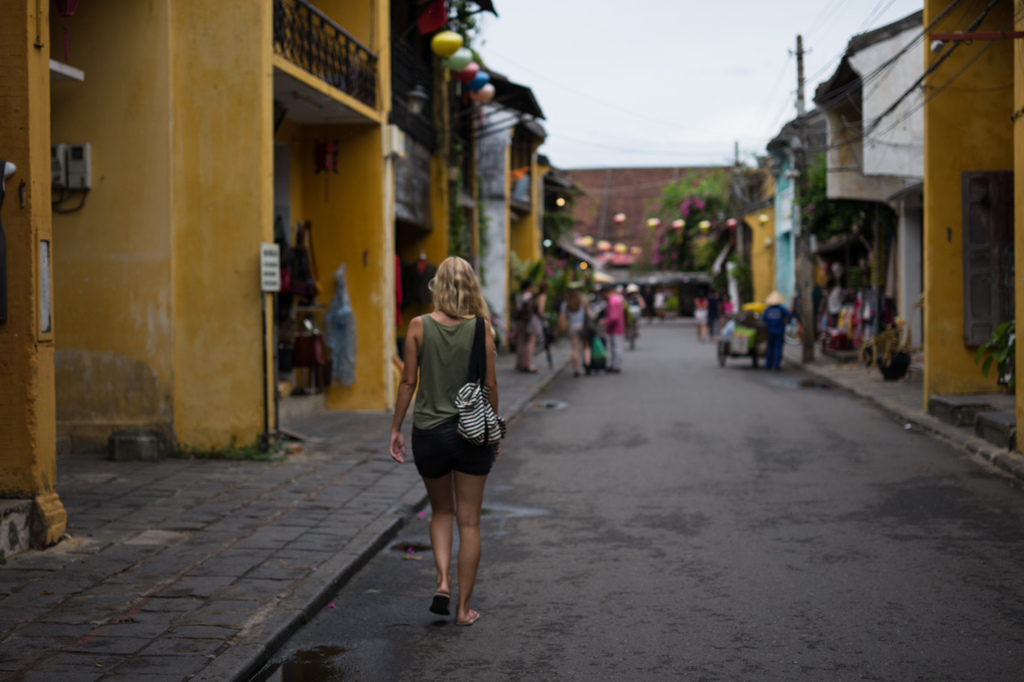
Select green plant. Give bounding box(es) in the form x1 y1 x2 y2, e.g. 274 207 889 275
176 436 283 462
975 320 1016 389
859 318 911 368
801 153 895 241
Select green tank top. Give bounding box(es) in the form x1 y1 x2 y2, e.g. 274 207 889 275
413 315 476 430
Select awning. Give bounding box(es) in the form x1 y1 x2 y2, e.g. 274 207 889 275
556 237 598 267
711 242 732 275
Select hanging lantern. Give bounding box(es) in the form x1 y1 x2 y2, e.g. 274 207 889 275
614 243 628 254
470 83 495 104
455 62 480 84
646 218 661 230
698 220 711 232
672 219 685 231
597 240 612 252
431 31 463 58
629 245 643 256
54 0 81 15
726 218 738 230
447 47 473 72
467 71 490 92
580 235 595 248
759 213 770 225
613 213 626 225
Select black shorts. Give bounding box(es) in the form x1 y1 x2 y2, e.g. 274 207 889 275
412 418 495 479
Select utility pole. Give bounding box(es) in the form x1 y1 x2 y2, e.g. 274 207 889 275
796 34 806 116
793 34 815 363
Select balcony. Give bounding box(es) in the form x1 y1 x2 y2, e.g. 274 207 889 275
273 0 377 109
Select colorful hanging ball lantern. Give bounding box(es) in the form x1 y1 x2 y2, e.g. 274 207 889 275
672 219 685 230
597 240 612 252
470 83 495 104
698 220 711 231
580 235 595 248
447 47 474 72
726 218 738 230
467 71 490 92
647 218 661 230
613 213 626 225
614 243 628 254
630 245 643 256
455 62 480 84
431 31 464 58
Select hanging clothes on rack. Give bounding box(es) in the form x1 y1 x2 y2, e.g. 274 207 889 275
325 262 357 387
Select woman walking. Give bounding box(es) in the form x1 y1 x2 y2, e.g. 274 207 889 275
694 294 709 342
514 280 542 373
389 257 499 627
558 284 591 377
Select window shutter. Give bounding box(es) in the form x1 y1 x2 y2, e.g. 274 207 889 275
962 171 1014 347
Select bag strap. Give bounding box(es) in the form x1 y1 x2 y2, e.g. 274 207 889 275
467 316 486 384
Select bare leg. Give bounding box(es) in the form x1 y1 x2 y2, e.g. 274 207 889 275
453 471 488 622
570 332 581 373
524 334 538 370
421 474 455 596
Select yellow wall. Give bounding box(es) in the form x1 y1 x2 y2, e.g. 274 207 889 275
298 124 391 410
744 208 775 304
315 0 376 53
510 137 543 266
923 0 1014 399
170 0 275 448
0 0 66 541
49 0 174 451
1015 11 1024 443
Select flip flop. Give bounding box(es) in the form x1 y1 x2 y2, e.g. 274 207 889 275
429 592 450 616
455 609 480 626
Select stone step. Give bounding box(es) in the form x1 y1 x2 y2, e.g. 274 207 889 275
928 395 996 427
0 499 34 559
975 411 1017 450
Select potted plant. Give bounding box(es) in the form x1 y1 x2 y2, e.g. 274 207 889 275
860 318 912 381
975 320 1015 391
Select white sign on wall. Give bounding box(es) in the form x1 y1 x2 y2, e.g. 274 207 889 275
260 243 280 293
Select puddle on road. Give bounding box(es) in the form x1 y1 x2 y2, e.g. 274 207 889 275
480 503 550 537
771 378 833 390
528 400 570 411
391 541 432 553
258 646 351 682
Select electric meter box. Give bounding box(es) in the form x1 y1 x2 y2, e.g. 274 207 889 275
51 144 67 188
67 143 92 189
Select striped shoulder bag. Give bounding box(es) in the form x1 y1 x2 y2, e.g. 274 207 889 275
455 317 507 445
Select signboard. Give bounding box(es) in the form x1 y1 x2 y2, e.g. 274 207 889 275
40 240 51 333
260 243 280 293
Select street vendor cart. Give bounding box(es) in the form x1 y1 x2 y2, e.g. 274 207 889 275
717 303 768 368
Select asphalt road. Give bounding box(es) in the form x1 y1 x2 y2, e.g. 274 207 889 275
252 320 1024 682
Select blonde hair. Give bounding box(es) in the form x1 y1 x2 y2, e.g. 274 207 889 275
429 257 490 320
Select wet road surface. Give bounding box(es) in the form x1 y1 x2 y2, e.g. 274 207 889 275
252 320 1024 681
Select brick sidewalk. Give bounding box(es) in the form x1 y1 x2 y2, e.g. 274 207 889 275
0 343 571 682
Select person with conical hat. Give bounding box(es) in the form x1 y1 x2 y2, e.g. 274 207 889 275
762 291 793 371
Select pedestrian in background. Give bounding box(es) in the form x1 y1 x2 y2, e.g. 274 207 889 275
694 294 709 342
514 279 541 373
707 290 721 341
762 290 793 371
558 284 591 377
389 256 497 627
642 285 656 323
653 286 666 322
601 285 626 372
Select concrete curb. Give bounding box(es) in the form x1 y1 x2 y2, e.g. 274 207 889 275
796 360 1024 484
215 350 573 682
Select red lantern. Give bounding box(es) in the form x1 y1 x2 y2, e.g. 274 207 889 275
55 0 81 15
726 218 738 230
455 62 480 84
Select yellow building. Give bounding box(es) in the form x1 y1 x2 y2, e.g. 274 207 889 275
2 0 399 466
921 0 1015 406
742 206 776 305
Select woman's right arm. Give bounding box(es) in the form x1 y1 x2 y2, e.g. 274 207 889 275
484 321 500 456
389 317 422 463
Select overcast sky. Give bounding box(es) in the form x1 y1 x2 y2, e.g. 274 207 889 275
475 0 924 169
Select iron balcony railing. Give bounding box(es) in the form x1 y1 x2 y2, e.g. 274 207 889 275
273 0 377 109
